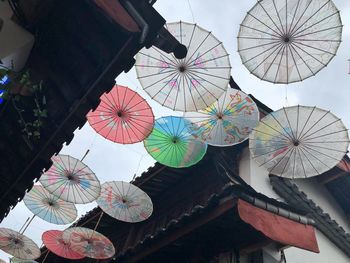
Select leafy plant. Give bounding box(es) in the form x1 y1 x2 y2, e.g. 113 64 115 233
0 67 48 141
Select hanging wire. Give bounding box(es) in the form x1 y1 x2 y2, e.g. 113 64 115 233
284 84 289 107
186 0 195 23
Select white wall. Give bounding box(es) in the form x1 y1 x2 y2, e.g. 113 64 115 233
284 229 350 263
238 146 350 262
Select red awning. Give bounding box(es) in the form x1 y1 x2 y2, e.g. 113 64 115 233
237 199 319 253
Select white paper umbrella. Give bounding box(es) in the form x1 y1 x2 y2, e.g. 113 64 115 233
23 185 77 225
249 105 349 178
185 88 259 146
62 227 115 259
238 0 342 83
39 154 101 204
0 228 40 260
97 181 153 223
135 21 231 111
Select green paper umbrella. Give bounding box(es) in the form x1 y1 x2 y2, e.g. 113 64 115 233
144 116 207 168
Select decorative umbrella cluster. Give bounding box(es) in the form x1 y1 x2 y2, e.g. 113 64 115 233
2 3 348 260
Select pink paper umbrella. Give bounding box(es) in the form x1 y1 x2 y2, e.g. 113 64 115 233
87 85 154 144
42 230 84 260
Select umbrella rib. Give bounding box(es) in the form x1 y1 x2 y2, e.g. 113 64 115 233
252 128 290 142
251 144 289 158
185 29 212 66
279 147 297 177
184 70 210 110
247 11 283 38
288 45 303 82
184 22 197 64
152 47 179 67
237 36 280 41
179 73 187 111
272 0 285 35
287 0 300 35
241 41 281 64
258 0 284 36
261 116 293 141
291 0 331 37
238 40 281 52
166 72 182 110
138 51 177 68
260 145 292 169
303 129 348 142
294 25 343 39
302 118 342 140
293 41 336 56
288 0 314 35
187 68 231 80
144 69 178 91
303 143 348 153
264 44 285 82
187 68 227 92
240 24 281 39
282 107 296 139
293 11 340 39
186 41 223 66
301 144 334 166
183 72 198 111
188 53 230 67
298 110 331 140
291 146 297 179
298 146 319 176
289 44 315 76
249 43 283 73
137 68 177 79
292 39 341 42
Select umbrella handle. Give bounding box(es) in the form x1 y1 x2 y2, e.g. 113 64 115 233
41 250 50 263
20 214 35 234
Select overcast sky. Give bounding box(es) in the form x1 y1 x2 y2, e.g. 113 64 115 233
1 0 349 261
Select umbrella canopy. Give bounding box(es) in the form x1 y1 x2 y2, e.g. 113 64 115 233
144 116 207 168
10 258 38 263
185 88 259 146
42 230 84 260
0 228 40 260
87 85 154 144
97 181 153 223
238 0 342 84
62 227 115 260
39 154 101 204
135 21 231 111
23 185 77 225
249 105 349 178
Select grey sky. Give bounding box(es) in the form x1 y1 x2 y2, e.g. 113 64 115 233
1 0 349 261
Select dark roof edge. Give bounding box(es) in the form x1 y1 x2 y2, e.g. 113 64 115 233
270 175 350 257
118 183 314 260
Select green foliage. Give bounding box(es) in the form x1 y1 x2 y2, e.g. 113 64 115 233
0 68 48 141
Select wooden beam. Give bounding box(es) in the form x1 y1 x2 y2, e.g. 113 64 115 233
317 171 347 185
125 197 235 263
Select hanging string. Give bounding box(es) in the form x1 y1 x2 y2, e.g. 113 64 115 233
187 0 195 23
284 84 289 107
80 133 98 162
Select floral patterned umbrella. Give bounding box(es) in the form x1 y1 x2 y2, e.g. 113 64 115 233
238 0 342 84
185 88 259 146
87 85 154 144
42 230 84 260
39 154 101 204
10 258 38 263
97 181 153 223
62 227 115 260
144 116 208 168
23 185 77 225
135 21 231 111
0 228 40 260
249 105 349 178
